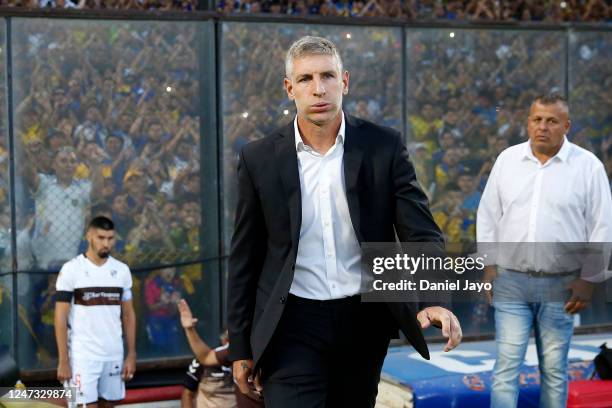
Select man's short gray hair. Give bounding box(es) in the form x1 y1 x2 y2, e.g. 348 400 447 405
285 36 343 78
532 93 570 115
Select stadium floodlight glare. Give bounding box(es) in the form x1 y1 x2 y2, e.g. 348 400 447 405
242 112 249 118
166 86 172 92
560 1 567 8
450 32 455 38
346 33 352 39
283 109 289 115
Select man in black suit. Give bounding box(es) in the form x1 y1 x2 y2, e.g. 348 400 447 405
228 36 462 408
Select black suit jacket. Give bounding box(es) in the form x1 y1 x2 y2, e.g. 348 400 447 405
227 114 444 368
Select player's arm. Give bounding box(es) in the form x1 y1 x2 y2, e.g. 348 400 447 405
178 299 220 366
55 264 74 383
54 296 72 382
121 298 137 380
181 388 196 408
181 358 203 408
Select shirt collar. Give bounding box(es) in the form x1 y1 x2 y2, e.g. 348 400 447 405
522 135 571 163
294 111 345 152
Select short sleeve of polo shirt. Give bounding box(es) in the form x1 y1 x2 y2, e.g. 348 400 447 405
121 265 133 301
56 262 75 302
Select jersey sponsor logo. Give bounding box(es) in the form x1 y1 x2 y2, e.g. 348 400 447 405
74 287 123 306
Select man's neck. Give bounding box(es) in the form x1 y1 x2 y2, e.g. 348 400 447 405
56 177 73 188
85 251 108 266
530 143 563 165
297 112 342 155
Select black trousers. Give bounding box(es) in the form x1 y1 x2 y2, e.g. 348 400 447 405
260 294 395 408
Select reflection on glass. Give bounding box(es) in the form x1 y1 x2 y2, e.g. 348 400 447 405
11 19 203 272
221 22 403 246
9 19 211 369
405 29 568 337
569 31 611 170
569 31 612 327
405 29 566 247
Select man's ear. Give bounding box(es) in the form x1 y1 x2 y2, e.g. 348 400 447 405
342 70 350 95
284 77 295 101
564 119 571 134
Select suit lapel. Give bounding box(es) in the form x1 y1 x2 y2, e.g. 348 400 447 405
274 114 365 246
343 114 364 243
274 122 302 247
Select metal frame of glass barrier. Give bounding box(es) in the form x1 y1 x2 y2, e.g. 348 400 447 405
0 10 607 380
0 17 15 372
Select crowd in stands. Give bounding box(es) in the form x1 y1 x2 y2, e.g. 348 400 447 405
0 0 610 22
0 23 204 366
219 0 611 22
222 25 611 248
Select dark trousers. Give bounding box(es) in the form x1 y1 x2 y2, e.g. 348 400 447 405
260 294 394 408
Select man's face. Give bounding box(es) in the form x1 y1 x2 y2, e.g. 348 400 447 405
68 80 80 96
53 150 78 180
112 195 129 215
160 267 176 282
87 228 115 258
148 124 163 142
106 136 123 156
86 107 101 122
421 104 435 121
118 114 132 132
177 141 192 160
527 101 570 156
125 174 147 196
457 175 474 194
181 202 200 228
440 133 455 149
443 149 460 167
284 54 349 126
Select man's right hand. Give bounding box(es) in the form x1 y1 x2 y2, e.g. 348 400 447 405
232 359 263 400
57 360 72 383
483 265 498 305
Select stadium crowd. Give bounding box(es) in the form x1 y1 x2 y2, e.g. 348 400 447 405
0 20 609 367
219 0 611 22
0 0 610 22
0 22 205 366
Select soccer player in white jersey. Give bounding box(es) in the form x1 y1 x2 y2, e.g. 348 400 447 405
54 216 136 408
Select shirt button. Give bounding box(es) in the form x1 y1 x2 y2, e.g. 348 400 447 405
280 296 286 304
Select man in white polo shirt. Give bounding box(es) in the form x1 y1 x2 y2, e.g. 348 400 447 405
54 216 136 408
477 94 612 408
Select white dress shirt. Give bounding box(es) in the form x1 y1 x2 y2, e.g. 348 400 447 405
289 113 363 300
477 137 612 276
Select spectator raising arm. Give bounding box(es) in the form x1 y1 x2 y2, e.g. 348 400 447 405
178 299 219 366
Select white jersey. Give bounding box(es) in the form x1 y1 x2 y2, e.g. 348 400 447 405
33 174 91 268
56 254 132 361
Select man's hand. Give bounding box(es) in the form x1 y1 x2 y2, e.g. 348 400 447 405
57 359 72 383
232 359 263 400
179 299 198 329
122 352 136 381
482 265 498 305
417 306 462 352
565 278 594 314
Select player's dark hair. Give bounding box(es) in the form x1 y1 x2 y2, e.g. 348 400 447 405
88 215 114 231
